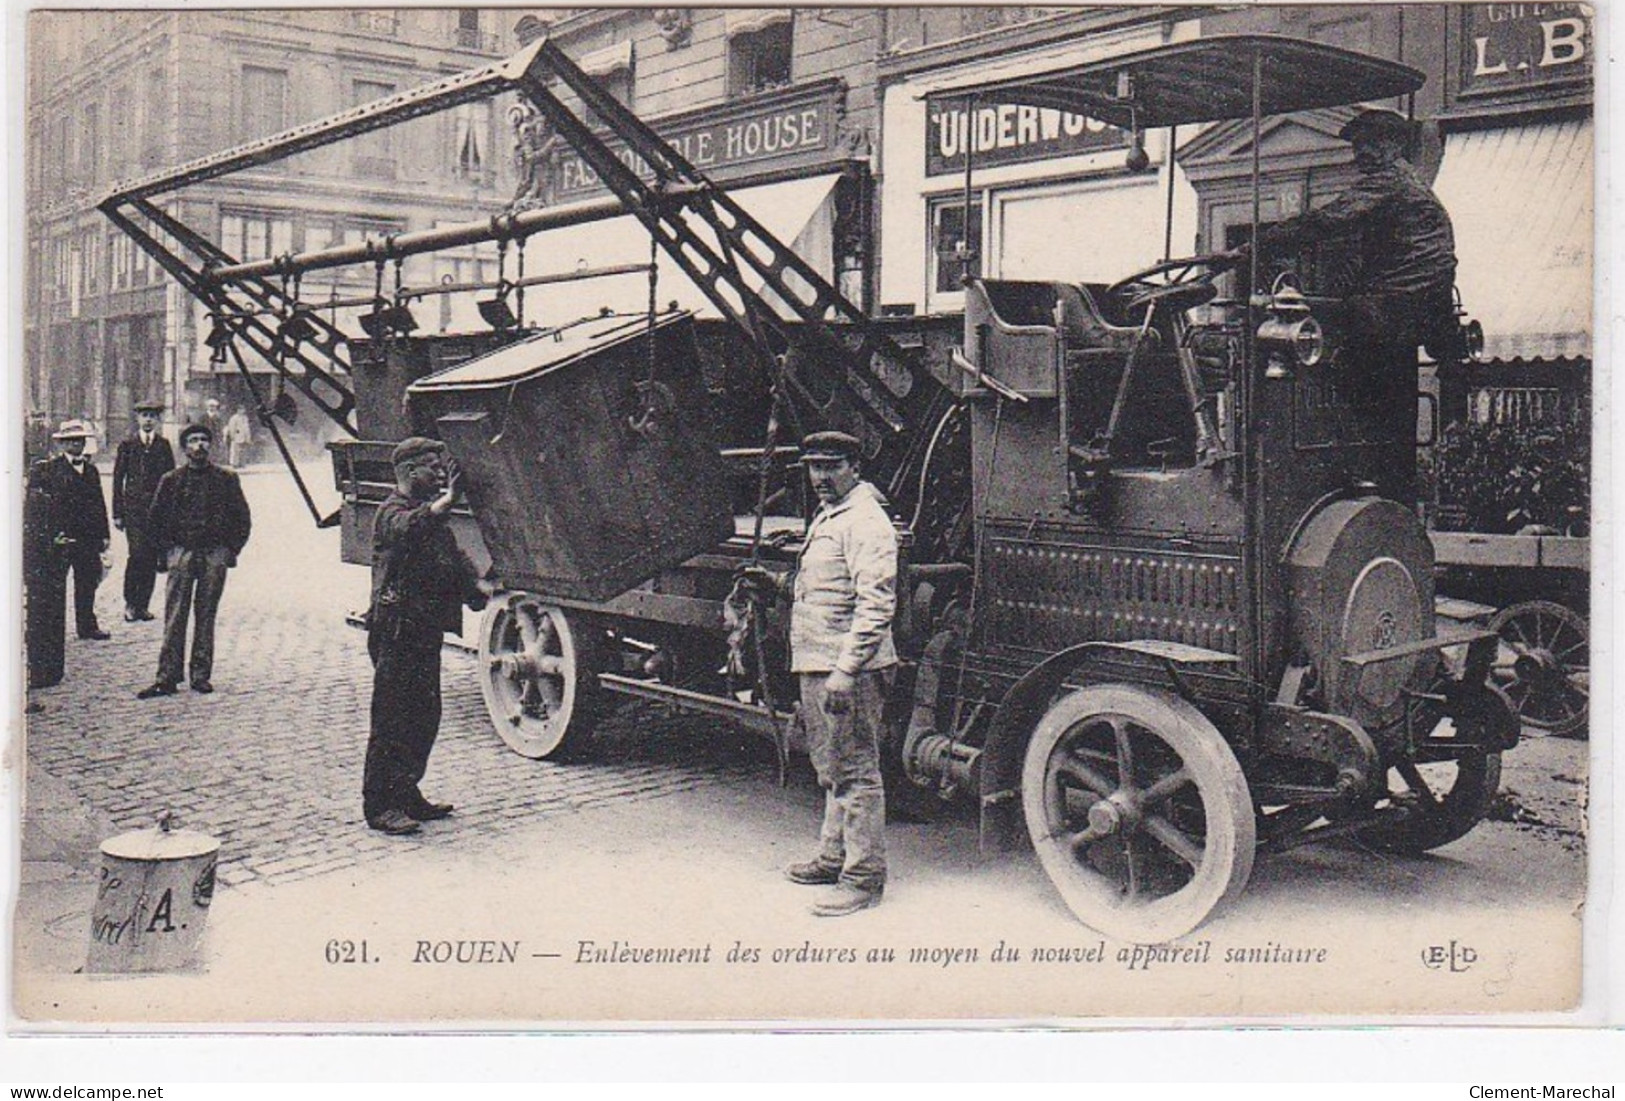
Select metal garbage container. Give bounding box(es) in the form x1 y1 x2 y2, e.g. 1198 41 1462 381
86 815 219 974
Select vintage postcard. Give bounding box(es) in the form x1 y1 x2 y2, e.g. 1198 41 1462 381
10 2 1600 1028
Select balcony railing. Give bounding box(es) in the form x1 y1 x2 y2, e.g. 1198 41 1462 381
454 25 500 52
354 155 397 180
350 11 399 36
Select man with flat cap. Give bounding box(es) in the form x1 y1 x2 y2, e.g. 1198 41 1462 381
1240 108 1457 412
138 421 252 698
362 437 493 836
112 397 175 622
741 430 899 916
25 419 113 689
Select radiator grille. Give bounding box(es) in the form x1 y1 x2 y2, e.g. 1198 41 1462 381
984 536 1243 654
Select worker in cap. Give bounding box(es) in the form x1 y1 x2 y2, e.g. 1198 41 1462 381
739 427 898 916
799 429 863 463
362 437 493 835
138 412 251 698
25 418 114 689
1232 104 1457 464
390 435 445 467
113 396 175 622
1336 106 1416 145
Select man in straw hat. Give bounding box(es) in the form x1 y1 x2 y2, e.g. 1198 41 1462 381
738 430 899 917
112 396 175 622
137 421 252 698
24 419 112 689
361 437 493 836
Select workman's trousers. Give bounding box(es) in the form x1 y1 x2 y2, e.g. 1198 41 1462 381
26 548 103 688
123 523 161 616
157 547 230 687
1338 288 1454 423
798 670 889 893
363 624 444 822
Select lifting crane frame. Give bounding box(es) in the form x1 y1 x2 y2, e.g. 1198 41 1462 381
99 37 941 527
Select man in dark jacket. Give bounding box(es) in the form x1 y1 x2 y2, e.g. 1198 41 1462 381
25 419 113 689
111 397 175 622
138 422 252 698
1247 108 1458 408
362 437 492 835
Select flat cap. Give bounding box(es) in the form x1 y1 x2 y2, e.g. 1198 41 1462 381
1338 108 1413 144
800 430 862 463
391 436 446 467
52 418 91 440
134 397 166 412
179 422 214 444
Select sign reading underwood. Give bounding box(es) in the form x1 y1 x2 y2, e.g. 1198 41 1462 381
925 97 1125 176
553 82 843 201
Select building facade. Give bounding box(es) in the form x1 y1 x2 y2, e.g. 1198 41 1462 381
26 8 520 448
29 6 1591 486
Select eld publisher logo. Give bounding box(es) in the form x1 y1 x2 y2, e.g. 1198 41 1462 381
1421 940 1478 971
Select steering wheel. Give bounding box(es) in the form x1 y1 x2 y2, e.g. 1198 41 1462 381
1106 252 1238 315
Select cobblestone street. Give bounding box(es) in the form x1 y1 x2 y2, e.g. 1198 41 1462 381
13 464 1592 1024
21 465 776 891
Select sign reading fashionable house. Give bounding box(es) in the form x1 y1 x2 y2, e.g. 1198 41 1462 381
553 82 842 201
1461 3 1591 95
925 97 1125 176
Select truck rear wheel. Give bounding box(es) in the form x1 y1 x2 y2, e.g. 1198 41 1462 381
477 592 604 760
1490 599 1589 738
1021 684 1255 943
1357 750 1502 854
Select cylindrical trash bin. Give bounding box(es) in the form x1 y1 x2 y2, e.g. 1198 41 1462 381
86 816 219 974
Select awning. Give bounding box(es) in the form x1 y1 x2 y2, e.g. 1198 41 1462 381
1431 119 1593 361
922 35 1424 131
439 172 840 332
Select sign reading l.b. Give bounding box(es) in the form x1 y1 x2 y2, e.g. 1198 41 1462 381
1463 3 1592 94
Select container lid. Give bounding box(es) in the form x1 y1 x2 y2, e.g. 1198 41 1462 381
101 823 220 862
408 310 692 392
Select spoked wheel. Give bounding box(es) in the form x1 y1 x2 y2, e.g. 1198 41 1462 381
477 592 604 759
1489 600 1589 738
1021 685 1255 943
1357 749 1502 855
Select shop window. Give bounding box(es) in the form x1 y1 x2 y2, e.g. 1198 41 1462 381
110 232 134 290
350 10 398 37
352 79 397 178
221 210 294 262
79 102 100 182
142 69 167 169
241 66 290 141
454 9 497 52
929 196 983 296
51 115 70 190
579 41 635 107
111 82 134 176
726 14 792 99
342 218 409 253
452 101 493 179
1471 387 1564 426
80 231 102 296
304 223 334 254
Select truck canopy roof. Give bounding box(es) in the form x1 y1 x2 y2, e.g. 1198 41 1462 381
924 34 1425 129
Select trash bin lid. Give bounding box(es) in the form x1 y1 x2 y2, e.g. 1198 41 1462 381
101 824 220 862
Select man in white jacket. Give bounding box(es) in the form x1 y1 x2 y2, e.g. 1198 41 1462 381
745 429 898 917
